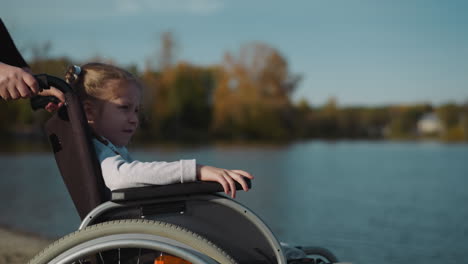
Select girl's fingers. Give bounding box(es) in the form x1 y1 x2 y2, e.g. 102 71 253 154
45 102 58 112
216 176 229 195
49 86 66 102
39 86 66 103
223 172 237 198
198 166 253 198
227 171 250 191
231 170 254 179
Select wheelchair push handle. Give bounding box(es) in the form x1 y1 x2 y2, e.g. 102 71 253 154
30 74 72 111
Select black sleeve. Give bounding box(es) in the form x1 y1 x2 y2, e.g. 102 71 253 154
0 18 29 68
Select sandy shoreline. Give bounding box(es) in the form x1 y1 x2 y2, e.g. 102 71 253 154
0 227 55 264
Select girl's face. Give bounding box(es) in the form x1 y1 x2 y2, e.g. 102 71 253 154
87 80 141 147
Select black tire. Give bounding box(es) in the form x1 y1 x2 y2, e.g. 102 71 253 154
28 219 236 264
292 246 339 263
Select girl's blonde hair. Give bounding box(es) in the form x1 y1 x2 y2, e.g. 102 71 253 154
65 63 139 102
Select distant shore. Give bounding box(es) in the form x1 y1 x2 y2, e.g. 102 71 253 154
0 226 54 264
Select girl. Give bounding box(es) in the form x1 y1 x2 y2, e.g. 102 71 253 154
65 63 253 198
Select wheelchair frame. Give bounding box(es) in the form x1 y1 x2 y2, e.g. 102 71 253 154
28 74 339 264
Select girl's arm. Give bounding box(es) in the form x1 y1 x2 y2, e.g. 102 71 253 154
100 154 197 190
95 140 254 198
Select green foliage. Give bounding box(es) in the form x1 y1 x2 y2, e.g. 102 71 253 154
139 63 216 141
29 57 72 77
386 104 431 139
437 103 460 129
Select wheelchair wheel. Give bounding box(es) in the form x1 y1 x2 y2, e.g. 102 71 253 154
28 219 236 264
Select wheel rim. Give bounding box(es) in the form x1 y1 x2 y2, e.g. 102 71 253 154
29 220 236 264
49 237 217 264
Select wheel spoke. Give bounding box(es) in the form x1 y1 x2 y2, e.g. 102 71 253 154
136 248 142 264
99 252 105 264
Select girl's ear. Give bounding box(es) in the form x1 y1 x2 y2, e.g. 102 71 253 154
83 100 96 124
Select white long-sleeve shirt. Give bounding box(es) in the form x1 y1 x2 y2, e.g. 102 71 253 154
93 138 197 191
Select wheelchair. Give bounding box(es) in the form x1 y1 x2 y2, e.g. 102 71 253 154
28 74 340 264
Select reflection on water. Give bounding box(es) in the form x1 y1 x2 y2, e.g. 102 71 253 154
1 141 467 264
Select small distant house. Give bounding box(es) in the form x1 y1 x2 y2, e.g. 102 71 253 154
417 113 443 135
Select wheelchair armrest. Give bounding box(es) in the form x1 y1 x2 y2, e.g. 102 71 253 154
111 179 252 201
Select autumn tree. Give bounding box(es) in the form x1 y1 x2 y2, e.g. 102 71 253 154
139 31 176 139
212 43 301 140
437 103 465 141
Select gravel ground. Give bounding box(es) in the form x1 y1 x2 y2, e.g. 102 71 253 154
0 227 53 264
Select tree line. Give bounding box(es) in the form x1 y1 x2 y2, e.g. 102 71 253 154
1 35 467 146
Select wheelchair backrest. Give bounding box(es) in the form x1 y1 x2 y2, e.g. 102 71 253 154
41 76 109 219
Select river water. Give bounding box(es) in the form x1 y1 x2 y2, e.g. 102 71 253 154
1 140 467 263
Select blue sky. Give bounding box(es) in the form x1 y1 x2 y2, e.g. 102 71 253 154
2 0 468 106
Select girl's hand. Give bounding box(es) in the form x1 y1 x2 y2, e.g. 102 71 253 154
196 164 254 198
39 86 66 112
